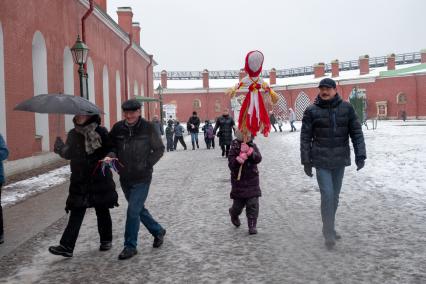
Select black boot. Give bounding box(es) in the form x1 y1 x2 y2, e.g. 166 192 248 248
0 234 4 244
325 237 336 250
99 241 112 251
248 218 257 235
192 142 195 150
221 148 225 157
49 245 73 258
118 247 138 260
196 141 199 149
153 229 166 248
229 208 241 227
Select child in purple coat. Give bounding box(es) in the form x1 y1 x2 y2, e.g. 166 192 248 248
227 131 262 234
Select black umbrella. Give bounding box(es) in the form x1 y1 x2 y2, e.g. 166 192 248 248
14 93 103 115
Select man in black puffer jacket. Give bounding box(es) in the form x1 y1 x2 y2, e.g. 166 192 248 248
105 99 166 260
300 78 366 250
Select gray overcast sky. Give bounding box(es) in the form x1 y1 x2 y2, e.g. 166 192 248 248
107 0 426 72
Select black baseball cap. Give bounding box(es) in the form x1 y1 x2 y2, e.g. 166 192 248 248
122 99 141 111
318 78 336 89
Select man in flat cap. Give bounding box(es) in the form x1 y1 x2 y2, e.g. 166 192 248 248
105 99 166 260
300 78 366 250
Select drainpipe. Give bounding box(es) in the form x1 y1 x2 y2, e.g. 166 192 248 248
124 34 133 99
146 55 153 119
81 0 94 72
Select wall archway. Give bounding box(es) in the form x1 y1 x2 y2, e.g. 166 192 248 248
102 65 110 129
295 91 311 120
0 23 6 141
32 31 49 151
271 92 288 120
87 57 95 104
116 71 122 121
63 47 74 132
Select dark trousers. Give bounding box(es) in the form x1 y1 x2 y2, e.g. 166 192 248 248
173 136 187 150
316 167 345 239
221 144 230 156
0 184 3 236
60 206 112 250
290 121 296 132
272 124 277 132
230 197 259 219
166 136 174 151
205 137 215 149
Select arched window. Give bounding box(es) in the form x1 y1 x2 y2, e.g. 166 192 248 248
295 91 311 120
32 31 49 151
0 22 6 140
63 47 74 132
86 57 95 104
134 81 139 97
397 92 407 104
102 65 110 129
116 71 122 121
193 99 201 109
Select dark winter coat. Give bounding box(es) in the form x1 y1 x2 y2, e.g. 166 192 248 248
228 139 262 199
109 117 165 186
269 113 277 124
165 125 174 138
213 115 235 146
174 123 185 137
56 118 118 211
0 134 9 184
152 120 164 136
300 94 367 169
187 116 201 133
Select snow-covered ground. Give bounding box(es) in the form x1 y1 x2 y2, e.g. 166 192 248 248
0 120 425 283
1 166 70 207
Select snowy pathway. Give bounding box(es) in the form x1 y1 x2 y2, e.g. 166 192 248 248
0 121 425 283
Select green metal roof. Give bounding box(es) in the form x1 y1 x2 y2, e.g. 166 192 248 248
134 96 159 102
379 63 426 77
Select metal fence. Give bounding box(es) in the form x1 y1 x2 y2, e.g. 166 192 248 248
154 52 422 80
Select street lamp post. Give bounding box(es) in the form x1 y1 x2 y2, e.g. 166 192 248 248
71 35 90 99
156 84 164 125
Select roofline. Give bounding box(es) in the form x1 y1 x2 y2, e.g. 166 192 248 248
78 0 158 66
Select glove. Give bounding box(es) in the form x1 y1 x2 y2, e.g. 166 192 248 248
236 152 248 164
304 164 313 177
356 159 365 171
246 147 254 156
54 137 65 154
240 143 249 153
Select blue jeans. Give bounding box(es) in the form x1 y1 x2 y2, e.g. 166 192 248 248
315 167 345 239
190 132 199 145
121 182 164 248
290 121 296 131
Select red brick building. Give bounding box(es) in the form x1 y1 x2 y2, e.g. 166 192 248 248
0 0 156 163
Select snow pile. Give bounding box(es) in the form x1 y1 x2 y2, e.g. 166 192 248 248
2 166 70 207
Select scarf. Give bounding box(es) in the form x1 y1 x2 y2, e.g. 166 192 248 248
74 122 102 155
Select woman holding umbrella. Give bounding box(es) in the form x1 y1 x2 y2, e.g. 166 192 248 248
48 114 118 258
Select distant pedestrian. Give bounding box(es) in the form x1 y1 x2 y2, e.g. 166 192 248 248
187 111 201 150
277 117 283 132
165 120 174 152
289 108 296 132
0 133 9 245
401 110 407 122
173 121 187 151
202 120 215 149
49 115 118 258
228 130 262 235
152 115 164 137
269 111 278 132
301 78 366 250
214 109 235 157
